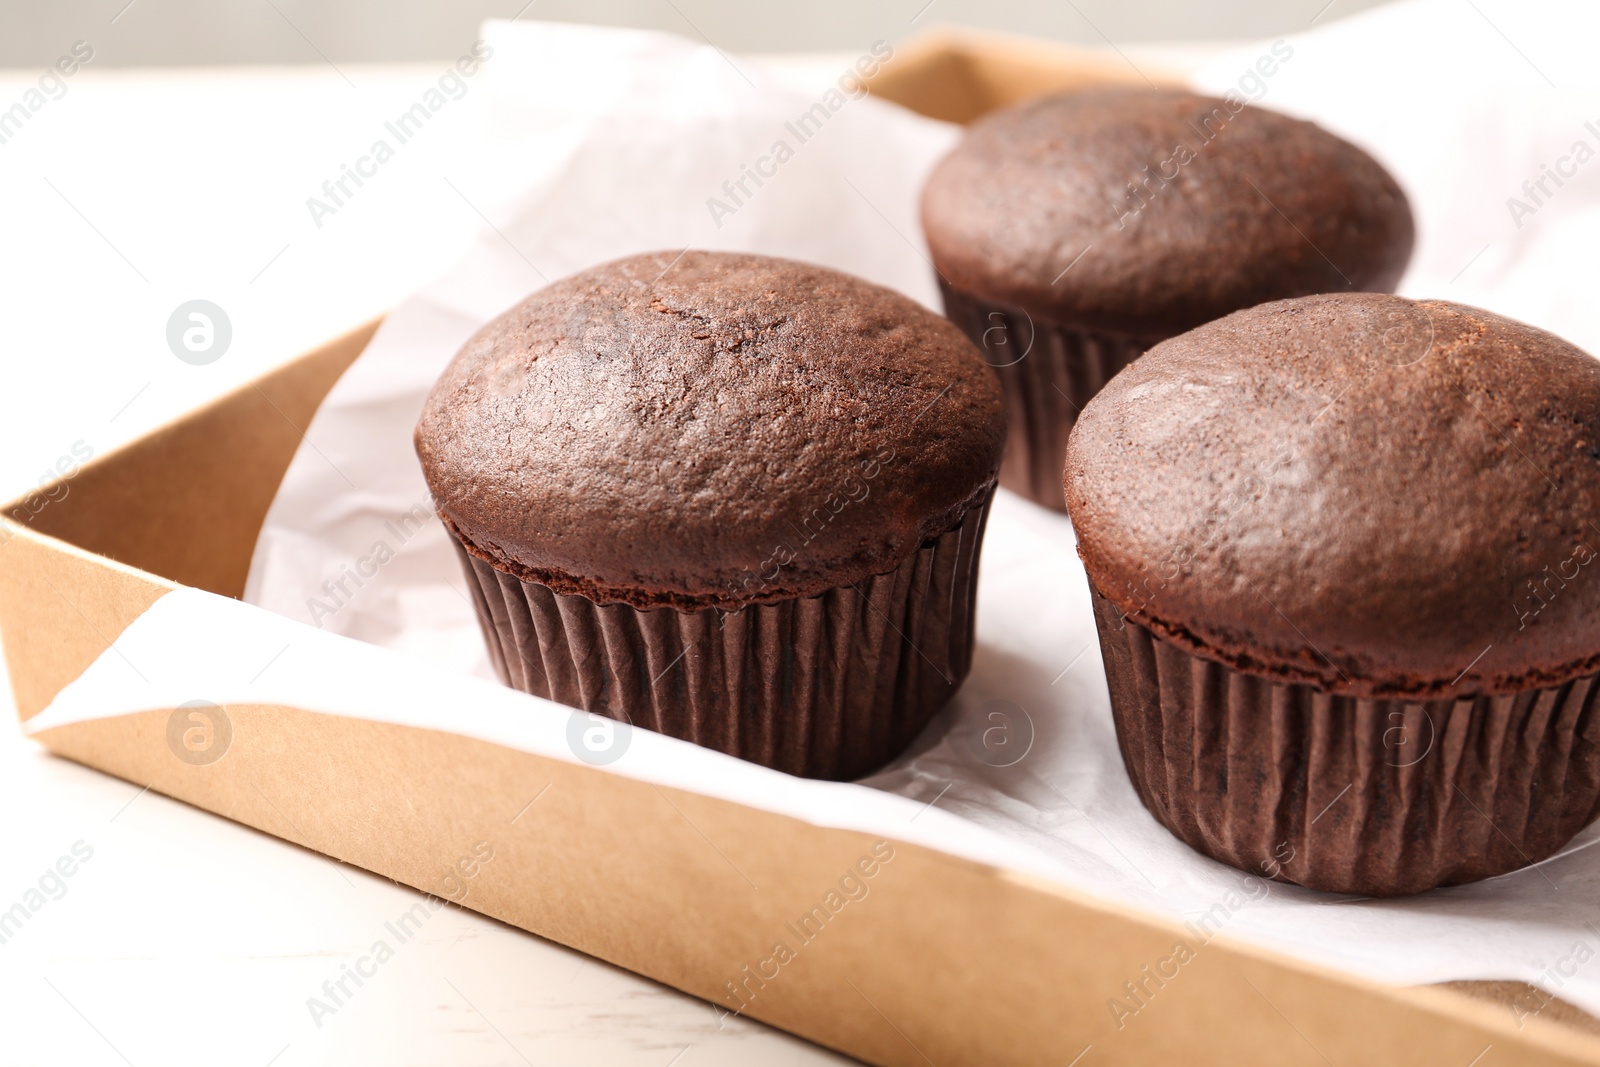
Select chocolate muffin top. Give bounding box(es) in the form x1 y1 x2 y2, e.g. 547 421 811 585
921 88 1415 338
416 251 1005 611
1065 293 1600 698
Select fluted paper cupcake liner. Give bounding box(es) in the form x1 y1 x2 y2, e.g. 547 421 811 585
1090 588 1600 896
939 281 1152 512
452 493 992 781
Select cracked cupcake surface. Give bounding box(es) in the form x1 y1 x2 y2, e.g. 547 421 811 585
417 250 1004 612
1066 292 1600 699
414 250 1005 779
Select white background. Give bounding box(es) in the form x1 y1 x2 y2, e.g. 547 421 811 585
0 0 1394 64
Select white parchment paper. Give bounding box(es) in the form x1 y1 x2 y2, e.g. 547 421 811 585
219 0 1600 1022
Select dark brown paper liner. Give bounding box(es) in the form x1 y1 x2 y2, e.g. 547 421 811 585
1090 588 1600 896
938 280 1153 512
453 494 992 781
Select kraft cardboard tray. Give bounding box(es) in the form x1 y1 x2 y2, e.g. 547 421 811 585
4 27 1600 1067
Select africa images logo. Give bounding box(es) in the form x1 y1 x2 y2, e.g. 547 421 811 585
166 700 232 766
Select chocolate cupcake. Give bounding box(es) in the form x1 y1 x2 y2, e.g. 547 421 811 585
415 251 1005 780
1065 293 1600 896
922 87 1415 510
